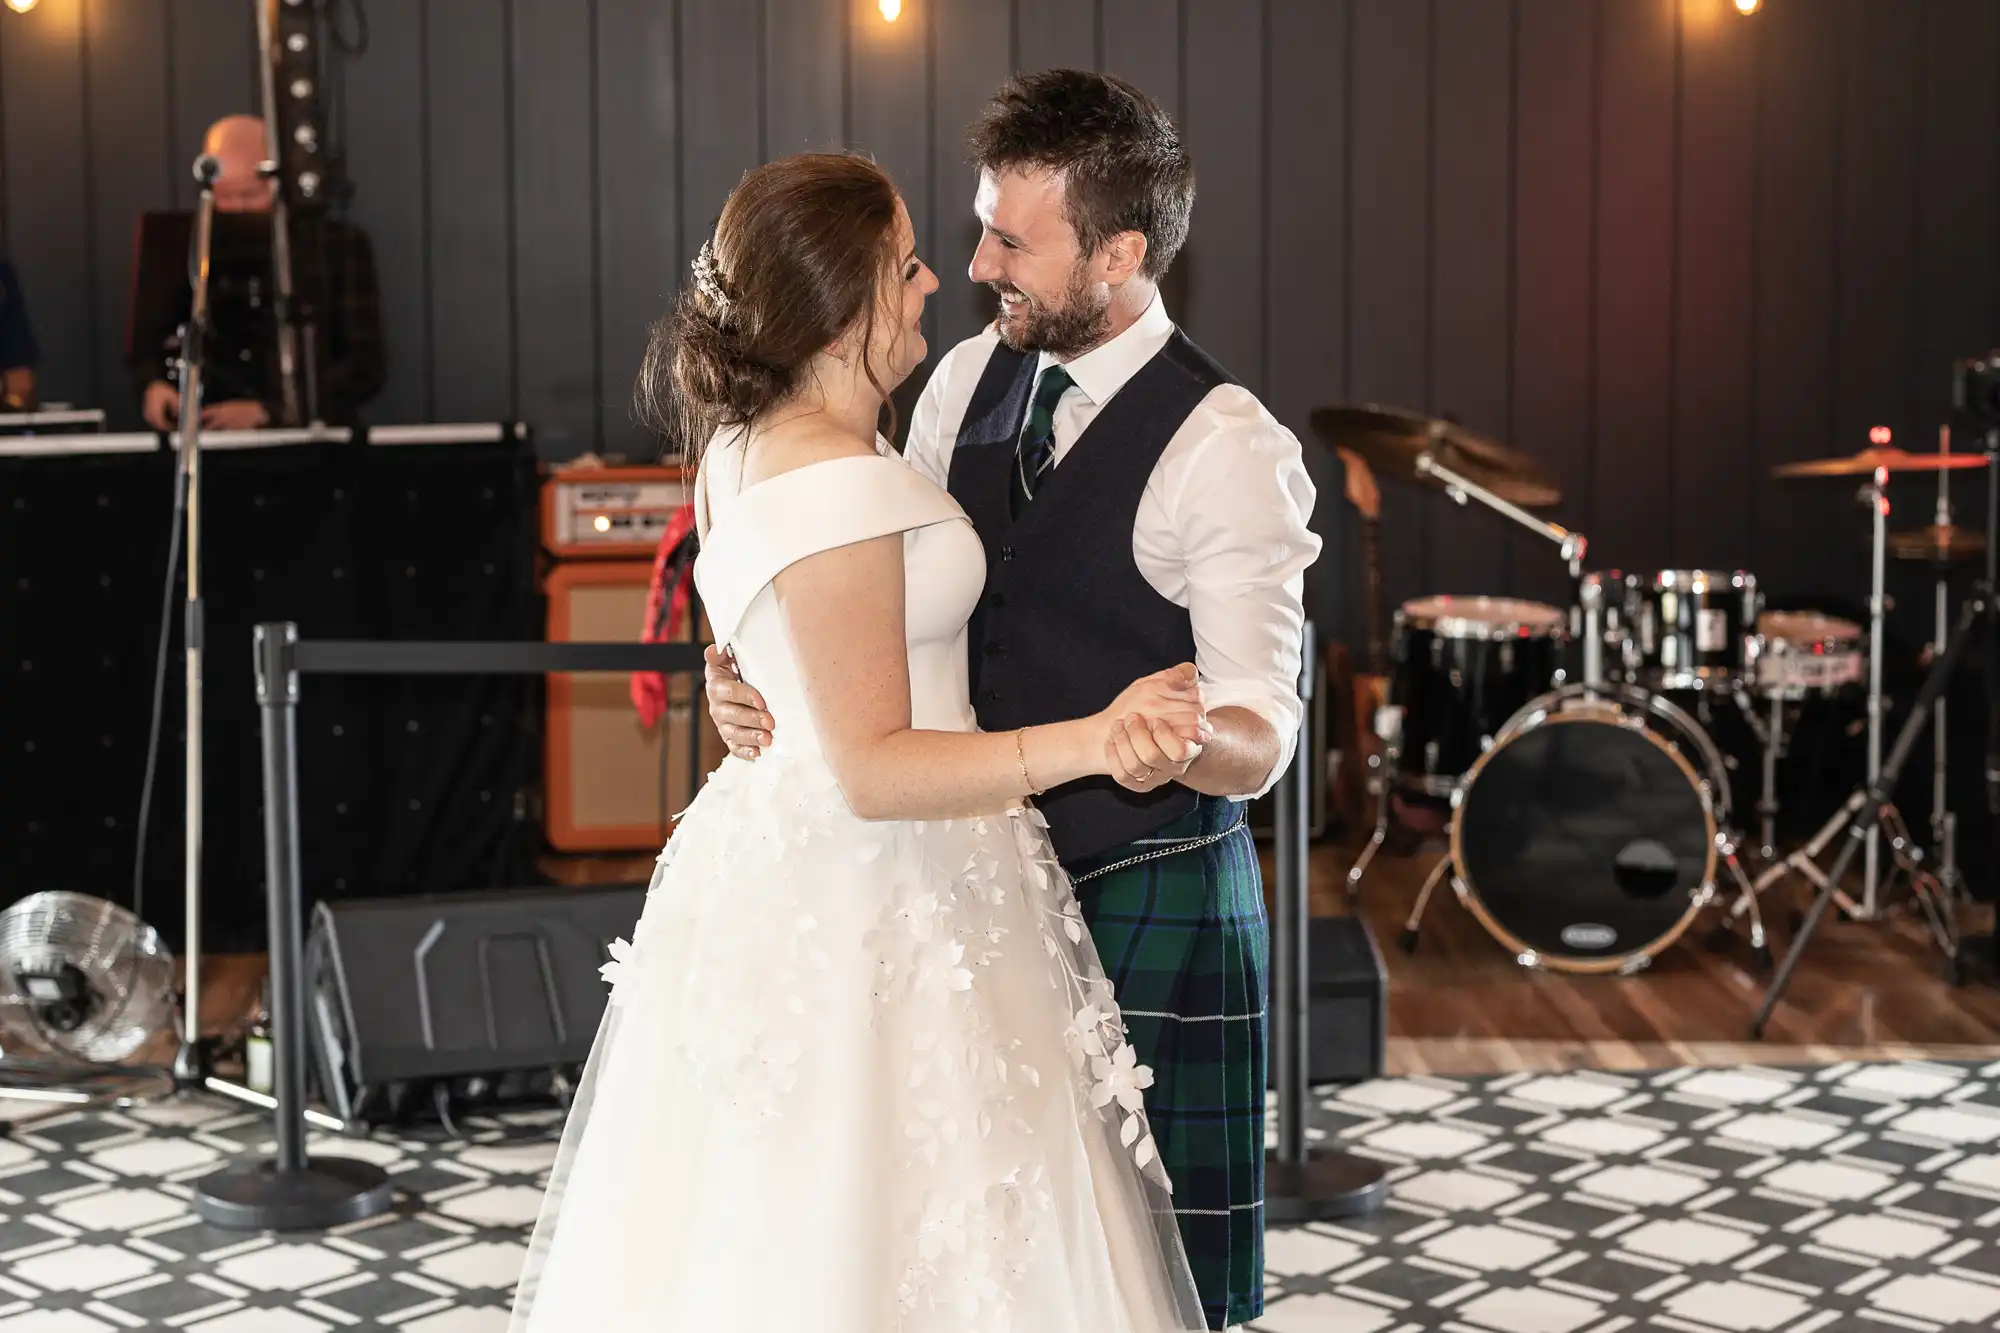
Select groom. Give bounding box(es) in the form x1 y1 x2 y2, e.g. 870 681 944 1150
706 69 1319 1331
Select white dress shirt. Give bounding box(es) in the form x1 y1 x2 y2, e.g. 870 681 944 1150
905 293 1322 798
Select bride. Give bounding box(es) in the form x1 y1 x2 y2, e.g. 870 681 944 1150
509 152 1210 1331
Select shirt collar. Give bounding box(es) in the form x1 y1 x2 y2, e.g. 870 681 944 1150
1036 290 1174 406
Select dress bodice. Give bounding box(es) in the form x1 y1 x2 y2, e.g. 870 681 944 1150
694 437 986 760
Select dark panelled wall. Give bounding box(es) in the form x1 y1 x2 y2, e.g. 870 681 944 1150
4 0 2000 641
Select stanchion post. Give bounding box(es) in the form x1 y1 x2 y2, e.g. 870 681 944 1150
1273 626 1309 1166
1265 622 1391 1222
189 622 393 1230
263 622 308 1175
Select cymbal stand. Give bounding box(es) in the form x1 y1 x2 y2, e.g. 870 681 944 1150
1750 589 1978 1035
1928 425 1964 902
1861 467 1889 917
1415 450 1588 587
1719 681 1935 953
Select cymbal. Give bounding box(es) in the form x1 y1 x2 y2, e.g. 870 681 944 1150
1888 523 1987 564
1771 447 1989 478
1308 404 1562 508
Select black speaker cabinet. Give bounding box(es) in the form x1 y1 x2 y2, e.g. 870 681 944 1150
1268 915 1387 1088
304 883 644 1127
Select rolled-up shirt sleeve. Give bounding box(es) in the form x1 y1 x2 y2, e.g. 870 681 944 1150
1163 391 1323 799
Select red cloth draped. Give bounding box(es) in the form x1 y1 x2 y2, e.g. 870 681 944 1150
630 503 699 729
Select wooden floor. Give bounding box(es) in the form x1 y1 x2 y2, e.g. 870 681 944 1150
186 834 2000 1080
1317 833 2000 1075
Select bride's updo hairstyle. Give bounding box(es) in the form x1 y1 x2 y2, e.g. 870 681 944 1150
638 151 902 463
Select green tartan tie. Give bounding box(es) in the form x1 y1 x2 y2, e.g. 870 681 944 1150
1010 363 1076 518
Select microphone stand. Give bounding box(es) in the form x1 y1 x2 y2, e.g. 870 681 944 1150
171 155 220 1088
167 155 296 1122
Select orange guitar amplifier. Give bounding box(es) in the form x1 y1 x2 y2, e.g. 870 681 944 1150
543 559 726 852
541 464 690 560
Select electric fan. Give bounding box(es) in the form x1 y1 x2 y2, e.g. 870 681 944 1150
0 892 179 1121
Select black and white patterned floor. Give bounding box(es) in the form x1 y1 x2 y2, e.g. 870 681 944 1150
2 1060 1998 1331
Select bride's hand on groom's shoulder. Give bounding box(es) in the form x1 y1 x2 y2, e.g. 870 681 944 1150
1099 664 1210 792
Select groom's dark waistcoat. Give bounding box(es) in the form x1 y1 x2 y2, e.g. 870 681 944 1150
946 329 1233 865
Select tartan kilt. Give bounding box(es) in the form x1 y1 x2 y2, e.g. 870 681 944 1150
1065 795 1266 1331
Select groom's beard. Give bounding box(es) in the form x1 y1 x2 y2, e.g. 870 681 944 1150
990 265 1110 358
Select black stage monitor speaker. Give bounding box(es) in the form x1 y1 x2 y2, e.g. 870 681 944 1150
305 883 644 1127
1268 915 1388 1088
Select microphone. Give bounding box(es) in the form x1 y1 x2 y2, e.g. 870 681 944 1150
192 154 221 188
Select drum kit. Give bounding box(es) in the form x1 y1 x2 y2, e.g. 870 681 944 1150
1315 406 1986 981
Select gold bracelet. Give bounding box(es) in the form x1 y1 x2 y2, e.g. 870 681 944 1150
1015 727 1041 795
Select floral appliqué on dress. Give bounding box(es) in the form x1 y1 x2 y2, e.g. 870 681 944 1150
596 767 1166 1333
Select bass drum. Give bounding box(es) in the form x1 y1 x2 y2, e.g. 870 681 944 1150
1449 683 1729 974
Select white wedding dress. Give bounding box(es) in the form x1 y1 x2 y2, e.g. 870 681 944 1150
509 439 1204 1332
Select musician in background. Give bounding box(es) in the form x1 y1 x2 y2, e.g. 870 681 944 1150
0 255 38 411
128 114 385 431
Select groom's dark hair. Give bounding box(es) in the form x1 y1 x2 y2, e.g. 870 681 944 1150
966 69 1193 280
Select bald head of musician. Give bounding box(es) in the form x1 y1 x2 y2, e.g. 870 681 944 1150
137 116 280 430
204 115 277 215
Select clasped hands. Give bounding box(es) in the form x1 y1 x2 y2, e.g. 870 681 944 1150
702 648 1210 794
1096 662 1210 792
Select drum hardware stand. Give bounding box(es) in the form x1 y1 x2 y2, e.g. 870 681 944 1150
1415 450 1589 623
1396 855 1453 953
1346 707 1457 927
1711 829 1774 969
1749 496 1991 1037
1927 424 1965 903
1344 710 1402 901
1859 460 1891 919
1731 689 1789 863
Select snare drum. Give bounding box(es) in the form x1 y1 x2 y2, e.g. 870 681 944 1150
1752 610 1865 698
1389 596 1567 796
1631 569 1760 689
1450 683 1730 973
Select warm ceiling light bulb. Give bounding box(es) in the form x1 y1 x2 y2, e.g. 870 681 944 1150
1734 0 1760 13
879 0 901 20
5 0 41 14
